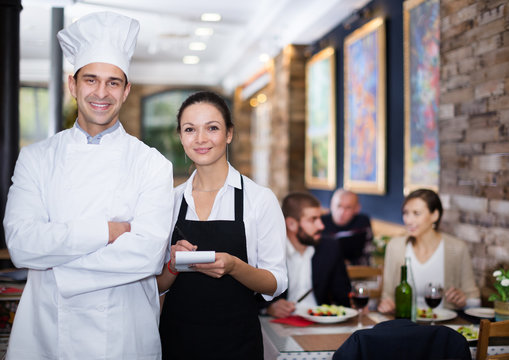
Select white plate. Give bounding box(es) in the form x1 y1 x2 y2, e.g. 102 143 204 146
445 324 479 342
296 307 358 324
417 308 457 322
465 307 495 318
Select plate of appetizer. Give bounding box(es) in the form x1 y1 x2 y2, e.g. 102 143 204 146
296 304 358 324
417 308 457 322
446 324 479 342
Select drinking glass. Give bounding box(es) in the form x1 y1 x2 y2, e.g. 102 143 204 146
424 282 443 325
352 282 370 328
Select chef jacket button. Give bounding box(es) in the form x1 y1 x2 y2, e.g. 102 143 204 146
96 305 105 312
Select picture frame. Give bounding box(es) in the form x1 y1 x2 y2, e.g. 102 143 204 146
403 0 440 195
305 46 337 189
343 17 386 195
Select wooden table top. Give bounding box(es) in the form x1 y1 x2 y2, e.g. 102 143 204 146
262 311 474 353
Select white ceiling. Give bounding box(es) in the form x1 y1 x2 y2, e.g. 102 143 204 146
20 0 369 94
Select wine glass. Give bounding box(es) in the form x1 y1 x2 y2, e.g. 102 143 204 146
424 282 443 325
352 282 370 328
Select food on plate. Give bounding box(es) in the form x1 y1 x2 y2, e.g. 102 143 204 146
417 308 437 319
457 325 478 340
307 304 346 317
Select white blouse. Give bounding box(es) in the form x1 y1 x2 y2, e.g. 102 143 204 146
406 240 445 309
169 164 288 301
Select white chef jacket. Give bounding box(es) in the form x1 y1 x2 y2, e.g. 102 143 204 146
3 123 174 360
169 165 287 301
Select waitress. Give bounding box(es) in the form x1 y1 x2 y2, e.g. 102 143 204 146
157 91 287 360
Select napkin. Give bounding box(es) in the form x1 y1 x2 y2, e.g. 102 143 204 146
0 287 23 294
175 251 215 272
270 315 314 327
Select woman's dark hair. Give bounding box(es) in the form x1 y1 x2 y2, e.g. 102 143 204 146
176 91 233 133
404 188 443 244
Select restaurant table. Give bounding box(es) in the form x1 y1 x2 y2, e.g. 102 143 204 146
260 312 509 360
0 268 26 358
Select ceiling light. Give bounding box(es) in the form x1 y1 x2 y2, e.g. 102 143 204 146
189 42 207 51
183 56 200 65
259 53 270 62
195 27 214 37
257 93 267 103
249 98 258 107
201 13 221 22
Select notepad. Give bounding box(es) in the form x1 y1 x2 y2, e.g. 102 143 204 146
175 251 215 272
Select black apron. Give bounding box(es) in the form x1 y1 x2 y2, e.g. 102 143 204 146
160 176 263 360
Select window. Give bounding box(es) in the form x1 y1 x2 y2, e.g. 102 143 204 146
19 87 49 148
142 90 195 178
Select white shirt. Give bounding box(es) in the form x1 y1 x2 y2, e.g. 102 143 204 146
406 240 445 309
286 240 317 308
406 239 481 310
170 164 287 301
4 123 174 359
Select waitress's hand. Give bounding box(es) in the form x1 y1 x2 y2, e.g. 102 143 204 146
170 240 198 268
158 240 197 292
192 252 235 278
445 287 466 308
377 298 395 314
267 299 296 318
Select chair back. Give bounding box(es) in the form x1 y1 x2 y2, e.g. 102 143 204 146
476 319 509 360
333 319 471 360
346 265 383 299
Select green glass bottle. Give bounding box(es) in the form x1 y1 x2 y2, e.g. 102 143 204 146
395 264 412 319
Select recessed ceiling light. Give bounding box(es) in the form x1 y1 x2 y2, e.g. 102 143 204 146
201 13 221 22
183 55 200 65
189 42 207 51
195 27 214 37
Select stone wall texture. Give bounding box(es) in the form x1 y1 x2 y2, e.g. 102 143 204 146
439 0 509 292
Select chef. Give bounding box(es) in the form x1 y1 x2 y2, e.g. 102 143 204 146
3 12 173 359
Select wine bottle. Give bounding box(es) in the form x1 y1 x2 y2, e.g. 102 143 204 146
395 264 412 319
405 257 417 321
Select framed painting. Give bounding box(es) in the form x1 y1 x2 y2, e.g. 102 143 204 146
404 0 440 195
305 46 336 189
343 17 386 195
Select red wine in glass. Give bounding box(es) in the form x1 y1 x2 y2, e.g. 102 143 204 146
352 295 369 309
424 283 443 325
353 283 369 328
425 296 442 309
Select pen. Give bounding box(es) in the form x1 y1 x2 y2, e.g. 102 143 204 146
174 225 197 251
174 225 187 240
296 288 313 303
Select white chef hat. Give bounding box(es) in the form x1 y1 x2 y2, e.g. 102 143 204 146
57 11 140 78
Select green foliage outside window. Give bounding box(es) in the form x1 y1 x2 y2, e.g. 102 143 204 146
19 87 49 148
142 90 196 178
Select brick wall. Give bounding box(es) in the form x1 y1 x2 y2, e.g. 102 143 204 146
233 45 307 200
439 0 509 292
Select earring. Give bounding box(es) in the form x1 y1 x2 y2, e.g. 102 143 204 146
184 153 187 164
226 144 229 162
